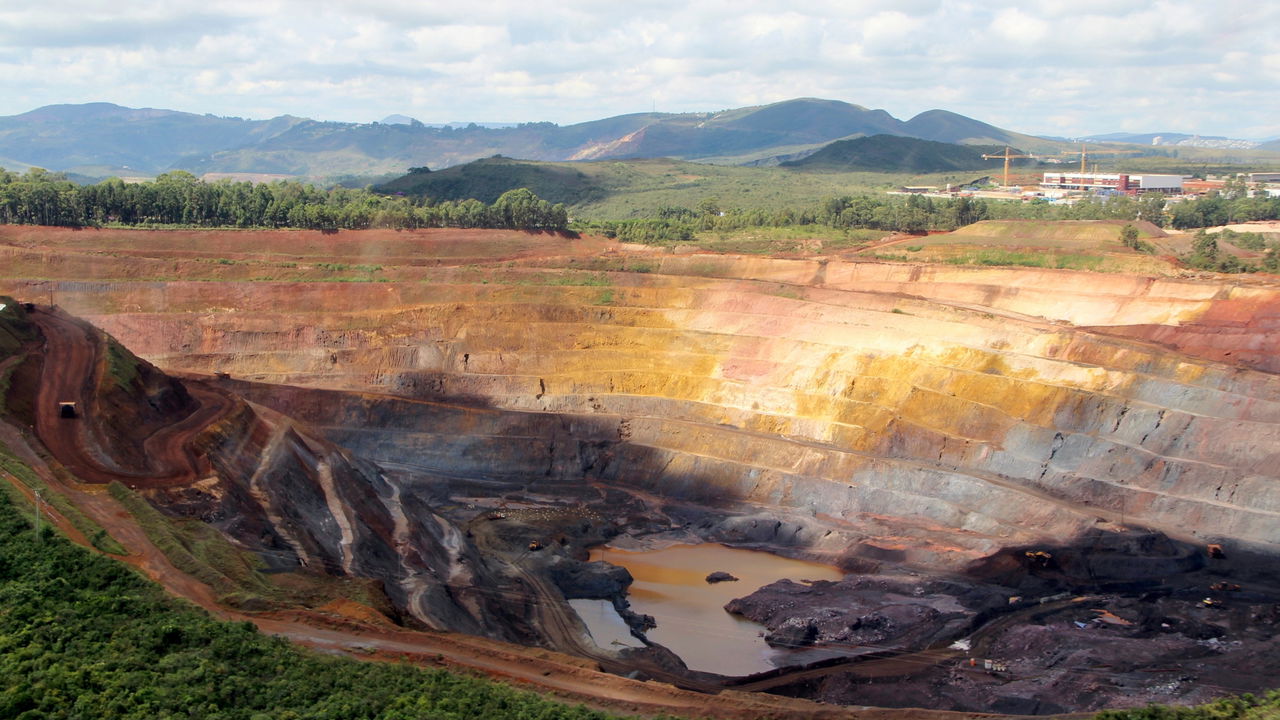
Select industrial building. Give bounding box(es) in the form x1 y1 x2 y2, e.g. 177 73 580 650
1040 172 1183 194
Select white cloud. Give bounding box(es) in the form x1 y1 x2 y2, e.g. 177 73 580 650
990 8 1049 46
0 0 1276 139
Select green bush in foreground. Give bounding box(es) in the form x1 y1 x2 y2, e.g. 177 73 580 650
1095 692 1280 720
0 488 620 720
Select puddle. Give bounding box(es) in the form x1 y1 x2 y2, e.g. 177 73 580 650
585 543 844 676
568 599 645 649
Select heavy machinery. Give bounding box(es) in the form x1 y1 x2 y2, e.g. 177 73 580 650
982 146 1036 188
1058 142 1142 173
1024 550 1053 566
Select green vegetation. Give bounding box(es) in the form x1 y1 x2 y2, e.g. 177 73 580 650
0 484 624 720
0 168 568 231
1094 692 1280 720
377 156 603 205
0 298 38 358
1213 228 1269 251
1168 180 1279 229
575 194 993 244
1182 229 1280 274
942 249 1107 271
542 271 611 287
0 439 126 556
108 482 283 606
781 135 1007 172
104 337 142 392
1119 223 1157 254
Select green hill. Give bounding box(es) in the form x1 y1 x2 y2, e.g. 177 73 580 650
376 156 603 204
901 109 1058 152
781 135 1008 172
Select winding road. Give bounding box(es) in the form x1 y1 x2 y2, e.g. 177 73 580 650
31 307 235 488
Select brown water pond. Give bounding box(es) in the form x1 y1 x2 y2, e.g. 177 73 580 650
582 543 844 676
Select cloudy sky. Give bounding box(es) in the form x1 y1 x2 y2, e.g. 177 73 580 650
2 0 1277 139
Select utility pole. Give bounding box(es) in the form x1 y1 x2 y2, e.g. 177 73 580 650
34 490 42 542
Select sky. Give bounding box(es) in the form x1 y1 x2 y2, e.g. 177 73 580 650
2 0 1277 139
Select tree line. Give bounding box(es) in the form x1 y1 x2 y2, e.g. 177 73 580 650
0 168 569 232
579 187 1279 247
2 165 1276 244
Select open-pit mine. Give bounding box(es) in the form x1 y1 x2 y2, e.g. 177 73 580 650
2 224 1279 717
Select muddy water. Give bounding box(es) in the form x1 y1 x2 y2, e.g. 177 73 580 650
568 599 645 650
586 544 844 676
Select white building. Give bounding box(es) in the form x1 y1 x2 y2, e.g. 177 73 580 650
1041 172 1183 194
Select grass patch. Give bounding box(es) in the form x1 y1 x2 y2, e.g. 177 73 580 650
0 440 126 554
0 354 16 415
104 482 391 612
103 337 142 392
594 289 616 305
686 225 888 255
541 271 612 287
939 249 1108 270
315 262 383 273
1094 691 1280 720
107 481 279 606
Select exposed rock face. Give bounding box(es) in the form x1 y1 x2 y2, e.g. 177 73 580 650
0 304 536 641
764 617 819 648
726 575 1006 651
548 557 633 598
184 401 528 638
706 571 738 583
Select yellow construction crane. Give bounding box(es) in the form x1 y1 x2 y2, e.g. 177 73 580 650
1065 142 1142 173
981 146 1035 188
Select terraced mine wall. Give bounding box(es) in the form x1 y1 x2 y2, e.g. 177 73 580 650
6 232 1279 568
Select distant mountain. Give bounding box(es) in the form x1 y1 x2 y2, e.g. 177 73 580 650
1082 131 1260 150
781 135 1006 172
901 110 1023 146
0 103 305 175
380 114 418 125
1082 132 1182 144
0 98 1062 179
1260 139 1280 152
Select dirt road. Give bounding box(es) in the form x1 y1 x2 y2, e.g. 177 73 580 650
31 307 234 488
